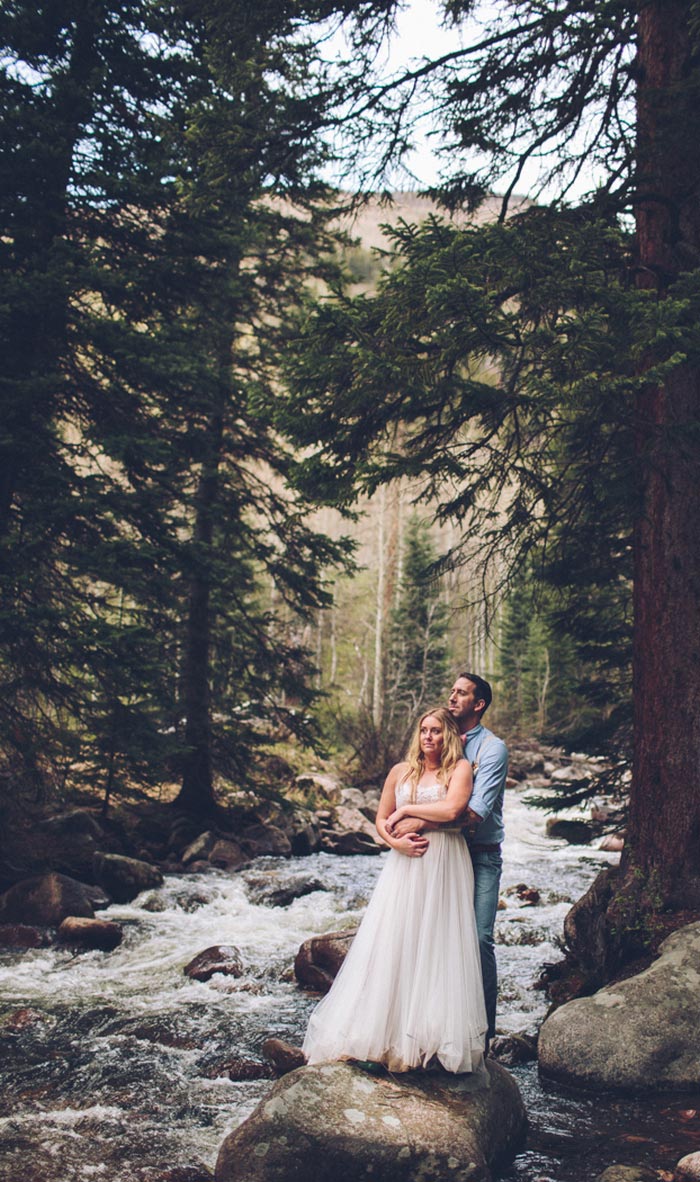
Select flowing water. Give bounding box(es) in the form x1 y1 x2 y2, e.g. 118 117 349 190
1 790 699 1182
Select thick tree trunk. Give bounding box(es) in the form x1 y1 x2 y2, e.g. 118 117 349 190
626 0 700 905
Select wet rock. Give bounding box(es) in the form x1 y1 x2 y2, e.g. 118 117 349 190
262 1037 306 1075
57 916 123 951
599 834 625 852
294 928 356 993
545 818 594 844
538 921 700 1092
489 1032 538 1066
0 923 50 948
596 1168 657 1182
182 831 218 864
675 1152 700 1181
240 824 292 858
2 1007 49 1033
206 1057 276 1082
184 944 244 982
507 883 541 905
0 872 96 925
254 877 327 908
208 839 246 871
214 1059 527 1182
104 1014 199 1049
93 852 163 903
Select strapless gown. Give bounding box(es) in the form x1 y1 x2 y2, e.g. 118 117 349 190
302 777 487 1073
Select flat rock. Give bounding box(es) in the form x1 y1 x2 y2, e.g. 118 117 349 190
294 929 356 992
214 1059 526 1182
538 921 700 1092
0 872 96 925
93 853 163 903
184 944 244 982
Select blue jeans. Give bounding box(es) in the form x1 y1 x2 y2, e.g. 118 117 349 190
470 848 502 1043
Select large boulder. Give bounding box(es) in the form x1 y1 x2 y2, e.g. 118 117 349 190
93 852 163 903
294 929 356 992
0 872 96 925
538 921 700 1092
214 1059 526 1182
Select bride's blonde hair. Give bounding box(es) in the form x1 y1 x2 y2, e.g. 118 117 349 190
404 707 464 802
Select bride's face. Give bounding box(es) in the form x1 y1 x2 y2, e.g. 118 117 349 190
419 715 444 761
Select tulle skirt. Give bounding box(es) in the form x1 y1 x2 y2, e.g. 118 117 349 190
303 831 487 1074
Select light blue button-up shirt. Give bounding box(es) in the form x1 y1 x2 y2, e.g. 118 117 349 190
463 724 508 845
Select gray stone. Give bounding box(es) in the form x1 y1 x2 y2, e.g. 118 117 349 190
214 1059 526 1182
0 872 95 925
538 921 700 1092
93 853 163 903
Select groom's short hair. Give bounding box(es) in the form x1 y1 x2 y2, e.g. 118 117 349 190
458 672 492 713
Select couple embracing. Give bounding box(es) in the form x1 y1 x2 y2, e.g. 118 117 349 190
303 673 508 1076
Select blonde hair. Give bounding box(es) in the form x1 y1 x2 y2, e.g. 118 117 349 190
404 707 464 803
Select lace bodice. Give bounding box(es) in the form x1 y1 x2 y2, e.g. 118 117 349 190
396 775 446 808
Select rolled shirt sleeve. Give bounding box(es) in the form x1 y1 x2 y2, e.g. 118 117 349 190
467 732 508 845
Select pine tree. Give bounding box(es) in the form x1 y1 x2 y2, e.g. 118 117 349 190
283 0 700 966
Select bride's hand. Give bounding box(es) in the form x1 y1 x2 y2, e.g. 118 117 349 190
385 807 405 834
394 832 429 858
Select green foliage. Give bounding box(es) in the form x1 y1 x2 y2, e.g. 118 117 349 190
384 515 449 745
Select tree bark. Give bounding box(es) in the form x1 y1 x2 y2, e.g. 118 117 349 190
626 0 700 904
173 410 223 816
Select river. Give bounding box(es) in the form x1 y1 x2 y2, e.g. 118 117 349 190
1 789 698 1181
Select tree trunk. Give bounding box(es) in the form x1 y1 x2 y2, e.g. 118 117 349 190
626 0 700 906
173 410 223 816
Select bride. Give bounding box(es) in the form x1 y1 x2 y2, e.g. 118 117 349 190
303 707 487 1074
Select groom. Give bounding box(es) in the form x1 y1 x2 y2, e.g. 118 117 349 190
392 673 508 1045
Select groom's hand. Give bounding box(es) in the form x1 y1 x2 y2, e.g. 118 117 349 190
463 806 483 837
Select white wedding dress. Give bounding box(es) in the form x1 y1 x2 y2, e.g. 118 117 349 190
303 775 487 1073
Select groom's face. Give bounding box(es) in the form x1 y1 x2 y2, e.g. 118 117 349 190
448 677 485 731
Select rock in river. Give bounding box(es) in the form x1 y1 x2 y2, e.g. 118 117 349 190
0 872 97 925
538 921 700 1092
215 1059 526 1182
93 852 163 903
294 929 355 992
184 945 244 982
57 916 123 951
